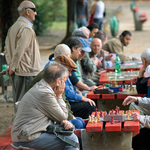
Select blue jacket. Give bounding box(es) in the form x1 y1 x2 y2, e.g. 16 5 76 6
65 78 82 102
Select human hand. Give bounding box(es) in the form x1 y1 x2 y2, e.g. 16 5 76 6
106 54 113 61
92 57 100 67
61 120 73 130
138 67 146 77
82 97 96 106
53 80 65 99
97 70 106 75
133 57 139 61
131 76 138 82
122 96 138 106
131 112 140 121
89 85 98 91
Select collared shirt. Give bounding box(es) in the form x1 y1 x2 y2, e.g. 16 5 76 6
20 16 33 26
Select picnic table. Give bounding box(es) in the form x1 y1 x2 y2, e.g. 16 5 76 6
87 70 144 111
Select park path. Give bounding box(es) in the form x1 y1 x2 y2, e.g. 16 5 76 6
105 1 150 58
40 1 150 68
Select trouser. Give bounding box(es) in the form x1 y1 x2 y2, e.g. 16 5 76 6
132 127 150 150
77 18 86 28
12 75 35 112
69 117 86 129
13 132 79 150
69 101 96 119
94 18 103 30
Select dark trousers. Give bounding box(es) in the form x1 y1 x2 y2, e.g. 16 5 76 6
69 101 95 119
132 127 150 150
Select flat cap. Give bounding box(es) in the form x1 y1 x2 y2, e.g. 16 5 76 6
54 54 77 72
72 29 88 39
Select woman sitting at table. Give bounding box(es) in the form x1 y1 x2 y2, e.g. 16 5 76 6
123 95 150 150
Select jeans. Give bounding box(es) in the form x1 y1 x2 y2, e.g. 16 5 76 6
77 18 86 28
94 18 103 30
13 132 79 150
69 117 86 129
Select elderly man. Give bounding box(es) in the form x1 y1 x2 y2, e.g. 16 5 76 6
129 49 150 116
90 38 115 70
102 30 139 62
4 1 41 111
11 61 79 150
122 96 150 150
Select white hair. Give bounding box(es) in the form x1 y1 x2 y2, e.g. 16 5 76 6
17 1 35 15
141 48 150 63
79 26 90 34
54 44 71 57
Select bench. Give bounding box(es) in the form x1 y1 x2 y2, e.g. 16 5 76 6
130 1 147 31
0 126 39 150
0 125 83 150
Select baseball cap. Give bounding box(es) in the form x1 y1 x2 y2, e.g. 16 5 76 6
54 54 77 72
72 29 88 39
78 37 92 52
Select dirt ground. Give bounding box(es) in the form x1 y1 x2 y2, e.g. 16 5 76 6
0 1 150 136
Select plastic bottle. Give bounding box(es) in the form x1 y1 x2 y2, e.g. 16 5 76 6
2 64 9 82
115 54 121 73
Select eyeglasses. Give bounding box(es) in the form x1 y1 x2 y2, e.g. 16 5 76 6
25 7 37 12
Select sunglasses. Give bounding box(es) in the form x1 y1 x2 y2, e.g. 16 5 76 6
25 7 37 12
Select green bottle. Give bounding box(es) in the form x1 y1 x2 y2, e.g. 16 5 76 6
115 54 121 73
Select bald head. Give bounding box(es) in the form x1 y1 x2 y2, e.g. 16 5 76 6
91 38 102 55
18 1 35 15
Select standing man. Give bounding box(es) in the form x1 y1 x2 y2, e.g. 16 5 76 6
4 1 41 110
102 30 139 61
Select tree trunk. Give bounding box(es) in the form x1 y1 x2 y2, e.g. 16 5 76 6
0 0 22 52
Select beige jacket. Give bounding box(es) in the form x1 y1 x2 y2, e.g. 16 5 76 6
11 79 68 142
4 17 41 76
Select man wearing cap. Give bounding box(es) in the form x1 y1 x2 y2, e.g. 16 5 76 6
129 49 150 117
64 37 96 119
11 61 79 150
72 29 88 40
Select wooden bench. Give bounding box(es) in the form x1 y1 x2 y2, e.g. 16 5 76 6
130 1 147 31
0 126 82 150
0 126 39 150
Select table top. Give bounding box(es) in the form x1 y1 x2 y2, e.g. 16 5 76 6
107 60 142 72
87 85 144 99
99 70 139 85
86 110 140 132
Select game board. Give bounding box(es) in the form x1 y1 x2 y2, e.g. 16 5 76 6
86 107 140 132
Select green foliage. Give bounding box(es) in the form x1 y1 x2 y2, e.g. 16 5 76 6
32 0 67 35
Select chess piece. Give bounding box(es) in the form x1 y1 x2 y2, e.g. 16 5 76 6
91 115 94 123
104 111 107 115
94 117 97 123
121 110 124 116
97 115 100 122
132 106 135 112
95 107 98 117
127 110 130 120
100 111 103 117
88 115 92 123
111 116 114 124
